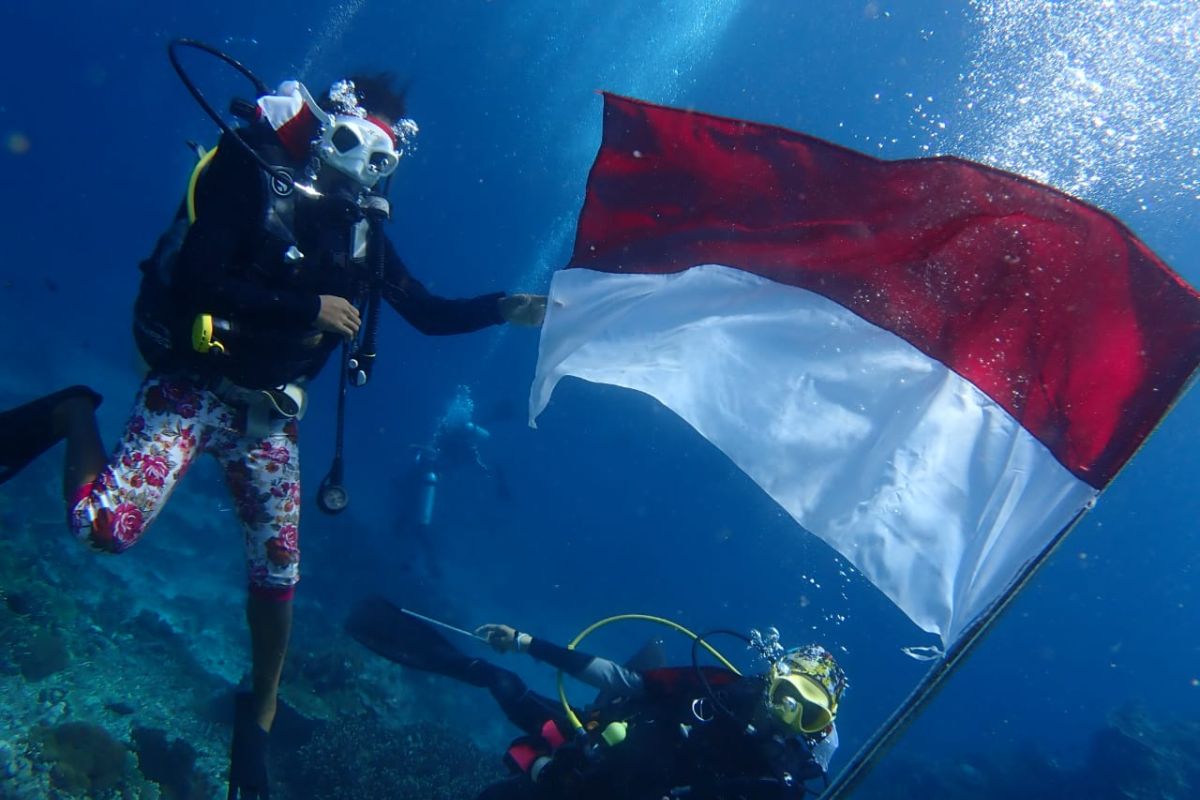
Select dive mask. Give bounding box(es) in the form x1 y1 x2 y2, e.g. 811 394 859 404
768 670 835 734
318 114 400 187
766 644 846 735
294 79 419 188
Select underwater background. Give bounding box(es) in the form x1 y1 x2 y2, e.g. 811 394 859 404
1 1 1198 797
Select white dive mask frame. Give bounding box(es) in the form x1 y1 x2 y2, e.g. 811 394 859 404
295 81 413 189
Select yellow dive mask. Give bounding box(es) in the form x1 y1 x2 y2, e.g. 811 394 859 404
768 669 835 734
766 644 846 735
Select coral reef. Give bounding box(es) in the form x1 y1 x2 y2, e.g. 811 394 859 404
4 464 1194 800
1081 707 1200 800
279 714 505 799
0 498 506 799
13 629 70 682
279 643 370 720
0 541 79 683
29 721 136 797
131 726 215 800
861 705 1200 800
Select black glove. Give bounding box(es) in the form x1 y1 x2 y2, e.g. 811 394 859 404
227 692 270 800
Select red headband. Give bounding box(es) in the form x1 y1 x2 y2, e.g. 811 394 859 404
365 114 398 147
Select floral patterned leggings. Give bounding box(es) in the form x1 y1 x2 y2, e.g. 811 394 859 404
69 373 301 597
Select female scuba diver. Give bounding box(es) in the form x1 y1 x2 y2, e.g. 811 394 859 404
0 41 545 800
346 595 848 799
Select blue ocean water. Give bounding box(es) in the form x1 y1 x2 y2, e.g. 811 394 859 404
1 1 1197 798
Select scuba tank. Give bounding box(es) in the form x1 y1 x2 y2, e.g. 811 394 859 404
417 469 438 527
409 447 439 527
135 40 288 374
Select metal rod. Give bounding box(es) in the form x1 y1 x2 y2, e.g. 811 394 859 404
820 363 1200 799
400 607 488 642
819 506 1089 798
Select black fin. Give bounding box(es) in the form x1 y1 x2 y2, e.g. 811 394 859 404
345 595 486 685
0 386 101 486
624 638 667 672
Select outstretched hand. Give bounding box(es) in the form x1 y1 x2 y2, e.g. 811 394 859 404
476 623 518 653
498 294 547 327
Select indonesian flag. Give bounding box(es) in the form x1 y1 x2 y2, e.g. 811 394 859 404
531 94 1200 647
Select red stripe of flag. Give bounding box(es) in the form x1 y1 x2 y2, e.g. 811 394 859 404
569 93 1200 489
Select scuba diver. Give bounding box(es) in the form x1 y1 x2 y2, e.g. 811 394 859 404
401 386 500 581
406 384 508 535
346 595 847 799
0 40 545 800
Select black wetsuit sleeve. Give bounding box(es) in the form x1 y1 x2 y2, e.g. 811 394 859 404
172 128 320 329
527 638 645 695
380 238 507 335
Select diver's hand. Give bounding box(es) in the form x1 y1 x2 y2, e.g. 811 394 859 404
227 692 270 800
315 295 361 338
498 293 547 327
476 624 519 653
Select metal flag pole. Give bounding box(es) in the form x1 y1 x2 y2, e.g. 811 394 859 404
819 506 1090 799
820 363 1200 799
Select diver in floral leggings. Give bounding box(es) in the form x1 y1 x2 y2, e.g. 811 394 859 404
0 69 544 799
69 375 303 589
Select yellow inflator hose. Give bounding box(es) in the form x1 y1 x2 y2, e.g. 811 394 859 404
556 613 741 734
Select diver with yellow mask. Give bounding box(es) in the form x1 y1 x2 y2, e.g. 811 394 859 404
346 595 848 799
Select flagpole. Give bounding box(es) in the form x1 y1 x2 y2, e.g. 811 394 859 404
818 505 1090 799
820 362 1200 798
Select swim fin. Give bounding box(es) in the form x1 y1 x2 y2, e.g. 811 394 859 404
624 638 667 673
346 594 491 687
0 385 101 486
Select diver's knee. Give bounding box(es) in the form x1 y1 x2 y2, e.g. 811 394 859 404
484 666 528 704
68 490 142 554
464 658 525 697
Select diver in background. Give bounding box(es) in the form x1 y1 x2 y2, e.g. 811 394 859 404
347 596 846 799
0 68 545 800
406 385 506 533
399 386 512 585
